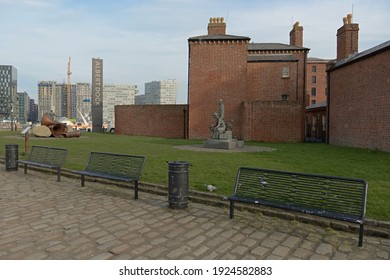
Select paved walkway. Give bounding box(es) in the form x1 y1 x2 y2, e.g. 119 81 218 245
0 168 389 260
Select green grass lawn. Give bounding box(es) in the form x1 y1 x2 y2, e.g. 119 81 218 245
1 131 389 221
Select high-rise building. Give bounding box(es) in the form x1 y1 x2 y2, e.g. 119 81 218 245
76 83 92 123
103 84 138 124
56 83 77 119
18 91 30 124
0 65 18 121
38 81 58 119
136 79 178 105
28 98 38 123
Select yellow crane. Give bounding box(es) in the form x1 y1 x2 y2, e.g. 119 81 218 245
67 56 72 118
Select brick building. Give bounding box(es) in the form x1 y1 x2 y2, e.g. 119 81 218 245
188 18 309 142
328 15 390 152
306 57 333 105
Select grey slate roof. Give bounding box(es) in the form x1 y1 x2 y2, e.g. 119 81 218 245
330 40 390 70
188 34 250 41
248 43 309 51
248 54 298 62
306 100 327 110
307 57 335 63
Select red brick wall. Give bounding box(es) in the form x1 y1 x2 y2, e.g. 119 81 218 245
247 61 299 101
242 101 304 142
188 40 249 139
245 52 306 142
329 49 390 152
115 105 188 138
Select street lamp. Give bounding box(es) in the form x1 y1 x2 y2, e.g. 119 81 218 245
10 102 14 131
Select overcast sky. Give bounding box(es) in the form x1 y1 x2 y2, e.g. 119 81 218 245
1 0 389 104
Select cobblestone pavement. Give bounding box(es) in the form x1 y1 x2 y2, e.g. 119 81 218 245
0 169 389 260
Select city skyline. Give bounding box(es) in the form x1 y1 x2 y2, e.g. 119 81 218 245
1 0 389 104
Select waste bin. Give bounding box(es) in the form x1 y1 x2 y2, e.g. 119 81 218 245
167 161 189 209
5 144 19 171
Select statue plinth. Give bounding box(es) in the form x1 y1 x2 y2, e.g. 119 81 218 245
204 138 244 150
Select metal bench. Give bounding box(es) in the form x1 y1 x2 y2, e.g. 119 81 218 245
73 152 146 200
17 145 68 182
228 167 368 246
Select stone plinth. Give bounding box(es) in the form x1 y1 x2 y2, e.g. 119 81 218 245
203 139 244 150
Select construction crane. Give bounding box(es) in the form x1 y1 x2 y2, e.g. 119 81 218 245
67 56 72 118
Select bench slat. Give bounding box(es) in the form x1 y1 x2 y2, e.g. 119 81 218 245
74 152 146 200
229 167 367 246
234 168 366 218
17 145 68 182
85 152 145 180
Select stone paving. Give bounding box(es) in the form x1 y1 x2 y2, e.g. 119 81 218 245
0 169 389 260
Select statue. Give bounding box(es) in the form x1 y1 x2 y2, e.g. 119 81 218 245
209 99 233 140
204 98 243 150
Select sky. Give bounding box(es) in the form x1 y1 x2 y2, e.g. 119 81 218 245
1 0 389 104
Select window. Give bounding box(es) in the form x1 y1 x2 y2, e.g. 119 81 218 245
281 94 289 101
312 76 316 83
312 66 317 72
281 66 289 78
311 100 316 105
311 87 316 96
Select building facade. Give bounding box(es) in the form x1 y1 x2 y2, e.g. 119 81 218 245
76 83 92 123
38 81 58 119
0 65 18 122
103 84 138 124
135 79 178 105
28 98 38 123
17 91 30 125
56 83 77 119
187 18 309 142
306 57 333 105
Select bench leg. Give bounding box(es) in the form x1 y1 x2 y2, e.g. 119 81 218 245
229 201 234 219
134 180 139 200
81 175 85 187
24 164 28 174
57 170 61 182
358 224 364 247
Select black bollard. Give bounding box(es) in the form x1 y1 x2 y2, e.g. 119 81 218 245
167 161 190 209
5 144 19 171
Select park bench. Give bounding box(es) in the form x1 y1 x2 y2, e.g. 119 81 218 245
73 152 146 200
228 167 368 246
17 145 68 182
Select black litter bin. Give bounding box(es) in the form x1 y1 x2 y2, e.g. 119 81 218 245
5 144 19 171
167 161 189 209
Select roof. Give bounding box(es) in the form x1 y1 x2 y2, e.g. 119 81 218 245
329 40 390 71
248 54 298 62
188 34 250 41
307 57 335 63
306 100 327 110
248 43 309 51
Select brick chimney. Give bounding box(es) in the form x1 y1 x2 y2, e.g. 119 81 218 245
289 21 303 47
208 17 226 35
337 14 359 60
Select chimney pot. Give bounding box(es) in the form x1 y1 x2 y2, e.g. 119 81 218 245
207 17 226 35
347 13 352 24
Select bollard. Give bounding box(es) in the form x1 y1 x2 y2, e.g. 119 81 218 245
167 161 190 209
5 144 19 171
